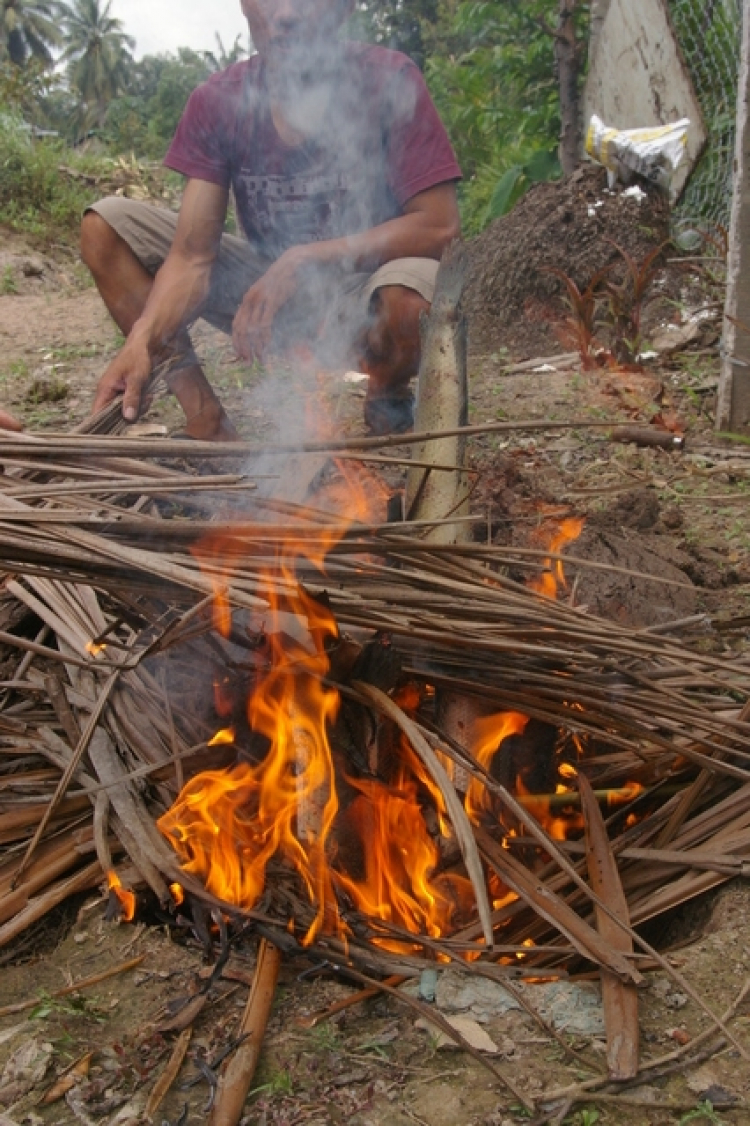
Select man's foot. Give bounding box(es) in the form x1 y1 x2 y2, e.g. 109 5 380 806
165 362 239 441
181 406 239 441
364 392 415 436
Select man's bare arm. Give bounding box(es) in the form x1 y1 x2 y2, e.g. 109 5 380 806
232 182 460 360
316 181 461 270
93 179 229 419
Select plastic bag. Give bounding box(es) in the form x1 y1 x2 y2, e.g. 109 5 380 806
586 113 690 197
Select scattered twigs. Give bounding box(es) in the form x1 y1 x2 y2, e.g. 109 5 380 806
0 954 146 1018
335 965 535 1112
484 784 750 1058
1 436 750 1053
144 1027 192 1123
295 974 407 1029
538 976 750 1114
476 827 640 983
11 669 121 888
209 938 282 1126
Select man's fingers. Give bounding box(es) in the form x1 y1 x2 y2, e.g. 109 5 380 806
92 380 120 415
121 371 150 422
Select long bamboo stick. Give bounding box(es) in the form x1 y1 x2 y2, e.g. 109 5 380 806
209 939 282 1126
0 416 635 459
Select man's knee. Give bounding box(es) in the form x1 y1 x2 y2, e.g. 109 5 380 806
367 284 429 356
359 284 430 393
80 207 121 274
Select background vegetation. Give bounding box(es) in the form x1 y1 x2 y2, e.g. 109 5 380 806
0 0 589 242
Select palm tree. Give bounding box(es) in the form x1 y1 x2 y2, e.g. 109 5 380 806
0 0 62 66
203 33 248 73
61 0 134 131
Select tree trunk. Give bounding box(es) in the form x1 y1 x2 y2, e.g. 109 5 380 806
588 0 613 64
555 0 582 176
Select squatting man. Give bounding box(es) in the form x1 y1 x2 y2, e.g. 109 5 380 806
79 0 462 439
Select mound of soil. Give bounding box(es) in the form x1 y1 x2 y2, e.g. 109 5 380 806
465 163 671 358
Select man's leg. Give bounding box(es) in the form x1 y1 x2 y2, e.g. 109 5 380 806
351 259 439 435
359 285 429 397
81 201 244 440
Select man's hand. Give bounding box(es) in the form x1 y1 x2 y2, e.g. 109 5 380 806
0 408 22 432
92 339 152 421
232 245 312 362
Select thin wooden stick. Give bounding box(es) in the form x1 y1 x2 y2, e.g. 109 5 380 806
296 974 407 1029
209 938 282 1126
0 416 633 458
0 954 146 1017
144 1027 192 1123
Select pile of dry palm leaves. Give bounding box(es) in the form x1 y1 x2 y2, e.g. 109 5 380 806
1 421 750 1117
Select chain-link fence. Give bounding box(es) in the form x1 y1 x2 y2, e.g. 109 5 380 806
670 0 743 236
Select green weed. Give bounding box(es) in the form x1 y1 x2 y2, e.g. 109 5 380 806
678 1100 726 1125
0 266 18 295
251 1068 294 1098
1 359 30 383
307 1022 340 1051
563 1110 600 1126
30 990 104 1022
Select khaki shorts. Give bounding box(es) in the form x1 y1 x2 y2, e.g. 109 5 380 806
88 197 439 365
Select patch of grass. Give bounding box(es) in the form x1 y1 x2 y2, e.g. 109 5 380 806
30 989 105 1023
678 1101 726 1125
251 1067 294 1098
306 1021 340 1051
42 343 105 363
0 265 18 295
1 358 30 382
26 376 69 404
0 114 103 245
563 1110 600 1126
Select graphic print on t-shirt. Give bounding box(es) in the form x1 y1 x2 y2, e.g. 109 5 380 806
235 170 353 260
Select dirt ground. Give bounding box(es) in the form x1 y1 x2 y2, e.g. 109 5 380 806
1 170 750 1126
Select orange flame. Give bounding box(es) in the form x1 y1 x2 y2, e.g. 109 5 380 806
213 587 232 638
208 727 235 747
529 516 585 598
107 871 136 922
335 777 470 945
158 586 341 946
157 469 621 952
465 711 529 822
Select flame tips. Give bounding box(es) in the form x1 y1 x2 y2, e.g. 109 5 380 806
528 513 585 598
208 727 236 747
106 871 136 923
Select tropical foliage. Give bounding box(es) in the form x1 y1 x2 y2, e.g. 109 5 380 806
0 0 591 236
60 0 134 132
0 0 61 66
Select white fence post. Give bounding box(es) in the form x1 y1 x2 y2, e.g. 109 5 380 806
718 3 750 433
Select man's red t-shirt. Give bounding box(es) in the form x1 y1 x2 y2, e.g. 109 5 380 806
165 43 461 262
